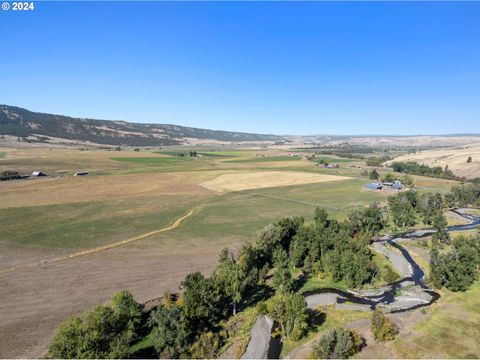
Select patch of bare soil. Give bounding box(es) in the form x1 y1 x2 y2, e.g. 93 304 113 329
0 234 227 358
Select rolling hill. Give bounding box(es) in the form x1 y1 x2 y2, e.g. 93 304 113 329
0 105 284 146
390 144 480 179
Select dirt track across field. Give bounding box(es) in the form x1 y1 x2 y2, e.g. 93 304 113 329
0 207 198 275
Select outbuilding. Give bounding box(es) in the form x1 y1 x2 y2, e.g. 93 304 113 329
32 171 47 177
365 182 383 190
392 180 402 190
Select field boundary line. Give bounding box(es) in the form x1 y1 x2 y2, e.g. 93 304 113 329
0 207 197 275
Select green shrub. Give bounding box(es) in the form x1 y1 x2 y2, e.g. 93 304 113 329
47 305 130 359
148 304 188 358
189 331 222 359
46 291 141 359
371 308 398 341
382 267 400 283
312 327 364 359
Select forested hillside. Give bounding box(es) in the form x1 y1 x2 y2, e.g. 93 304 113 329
0 105 283 146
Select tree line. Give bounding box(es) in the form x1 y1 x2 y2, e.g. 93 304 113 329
365 156 392 167
391 161 465 181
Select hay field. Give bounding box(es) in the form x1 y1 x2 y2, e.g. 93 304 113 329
200 171 351 192
0 171 216 208
391 144 480 179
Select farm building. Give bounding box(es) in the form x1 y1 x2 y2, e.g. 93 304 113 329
383 180 402 190
74 171 89 176
392 180 402 190
319 163 339 169
365 182 383 190
31 171 47 177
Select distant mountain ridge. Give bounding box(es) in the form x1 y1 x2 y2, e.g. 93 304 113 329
0 105 283 146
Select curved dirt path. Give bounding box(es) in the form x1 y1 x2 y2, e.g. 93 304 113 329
0 207 197 275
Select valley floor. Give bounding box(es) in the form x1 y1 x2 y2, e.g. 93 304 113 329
0 146 475 358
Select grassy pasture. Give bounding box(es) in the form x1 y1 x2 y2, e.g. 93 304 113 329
198 151 239 158
311 156 357 164
110 156 192 164
152 150 186 156
0 194 208 254
154 150 238 158
197 150 249 157
156 178 389 255
0 148 140 176
224 155 302 163
393 281 480 358
0 151 5 158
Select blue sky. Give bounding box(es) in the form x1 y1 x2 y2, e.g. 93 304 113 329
1 1 479 135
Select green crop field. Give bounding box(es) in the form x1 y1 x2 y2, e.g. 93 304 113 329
0 194 208 253
225 155 303 163
154 150 239 158
110 156 192 164
311 156 357 163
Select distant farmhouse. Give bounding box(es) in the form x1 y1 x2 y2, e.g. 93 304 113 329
318 163 339 169
74 171 89 176
32 171 47 177
386 180 402 190
365 180 402 191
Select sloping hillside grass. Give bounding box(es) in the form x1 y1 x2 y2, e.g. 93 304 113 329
393 282 480 358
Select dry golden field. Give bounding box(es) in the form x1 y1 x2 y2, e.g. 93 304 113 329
200 171 351 192
391 143 480 179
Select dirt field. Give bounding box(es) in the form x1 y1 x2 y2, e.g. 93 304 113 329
0 233 226 358
200 171 351 192
391 144 480 179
